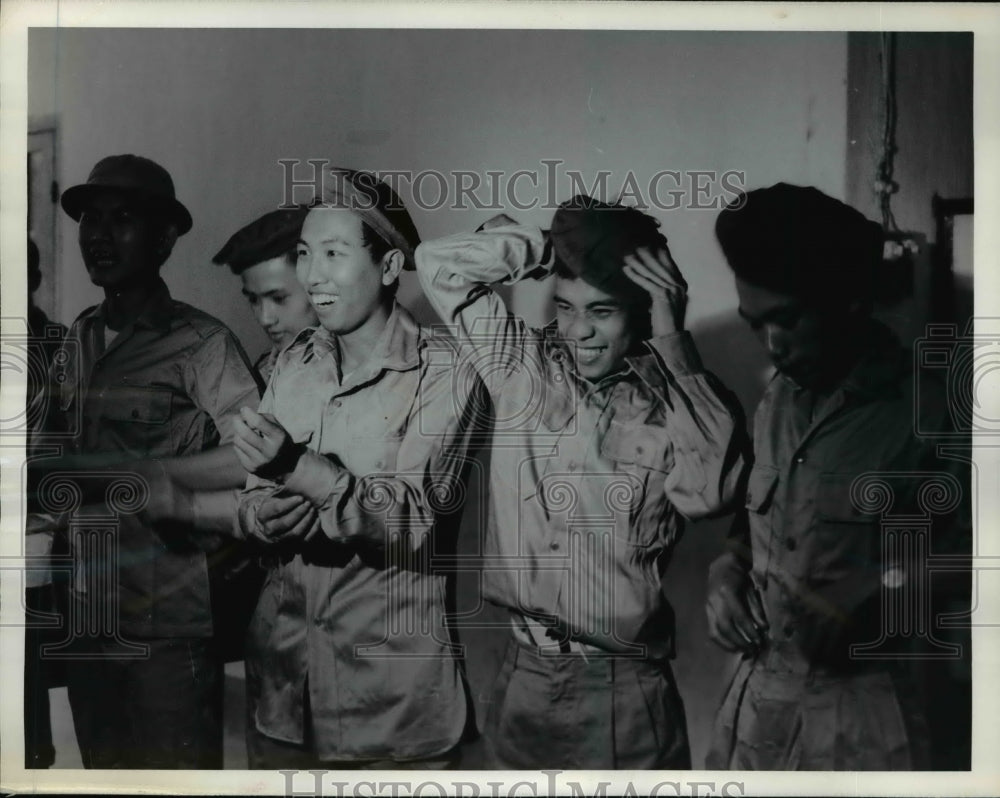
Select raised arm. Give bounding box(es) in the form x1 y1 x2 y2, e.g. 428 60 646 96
624 246 750 520
414 219 551 394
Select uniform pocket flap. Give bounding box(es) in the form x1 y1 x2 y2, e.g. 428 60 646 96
102 386 172 424
600 423 669 471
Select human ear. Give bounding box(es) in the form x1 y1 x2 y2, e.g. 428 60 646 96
381 249 405 286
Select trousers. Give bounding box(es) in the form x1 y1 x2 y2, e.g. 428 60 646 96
482 634 690 770
65 635 222 769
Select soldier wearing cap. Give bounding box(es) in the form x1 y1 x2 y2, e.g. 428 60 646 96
415 197 748 769
213 208 318 383
705 183 971 769
28 154 261 768
230 169 486 768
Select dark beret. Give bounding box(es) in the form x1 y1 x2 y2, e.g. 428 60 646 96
549 195 665 301
714 183 884 303
213 207 309 274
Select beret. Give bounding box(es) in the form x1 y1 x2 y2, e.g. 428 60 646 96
213 207 309 273
549 194 664 300
715 182 884 302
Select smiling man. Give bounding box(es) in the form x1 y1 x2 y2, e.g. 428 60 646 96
416 195 747 769
230 169 485 769
705 183 971 770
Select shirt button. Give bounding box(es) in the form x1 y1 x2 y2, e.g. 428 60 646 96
785 537 797 551
550 541 560 551
332 399 342 408
131 409 140 419
795 454 806 464
375 460 385 469
567 462 577 472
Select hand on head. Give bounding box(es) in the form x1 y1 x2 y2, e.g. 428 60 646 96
622 245 688 334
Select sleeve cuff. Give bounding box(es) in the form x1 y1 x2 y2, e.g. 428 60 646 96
646 331 704 377
283 449 347 507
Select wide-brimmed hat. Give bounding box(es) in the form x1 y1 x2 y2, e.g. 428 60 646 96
60 154 193 235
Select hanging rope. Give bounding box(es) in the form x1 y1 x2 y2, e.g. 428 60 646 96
875 32 900 233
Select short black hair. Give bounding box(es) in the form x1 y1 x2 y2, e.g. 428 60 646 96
361 220 398 298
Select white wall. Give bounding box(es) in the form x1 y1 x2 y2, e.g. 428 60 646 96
30 28 846 364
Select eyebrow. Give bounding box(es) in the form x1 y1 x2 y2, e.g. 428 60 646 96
297 237 348 246
553 294 623 310
242 287 287 298
299 236 358 247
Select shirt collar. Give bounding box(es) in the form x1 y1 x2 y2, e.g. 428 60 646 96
82 278 174 333
840 320 907 399
308 300 421 374
540 319 645 393
776 320 906 402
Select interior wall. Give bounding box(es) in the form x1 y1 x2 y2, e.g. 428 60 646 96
28 28 849 766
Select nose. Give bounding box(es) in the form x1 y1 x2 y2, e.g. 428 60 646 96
564 314 595 341
297 253 321 289
761 324 788 360
258 302 277 329
80 213 110 243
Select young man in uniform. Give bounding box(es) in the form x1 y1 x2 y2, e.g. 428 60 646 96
705 183 971 770
28 154 261 768
416 196 747 769
213 207 318 383
231 169 486 768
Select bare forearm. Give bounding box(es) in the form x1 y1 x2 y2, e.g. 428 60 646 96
155 445 247 491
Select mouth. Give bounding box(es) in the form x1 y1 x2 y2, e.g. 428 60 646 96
86 248 118 269
574 345 607 366
309 292 338 309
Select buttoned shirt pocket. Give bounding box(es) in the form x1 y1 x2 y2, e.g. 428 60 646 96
600 422 671 549
347 435 407 522
345 435 404 477
99 385 173 455
812 472 881 579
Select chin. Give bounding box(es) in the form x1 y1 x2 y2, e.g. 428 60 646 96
576 362 609 382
